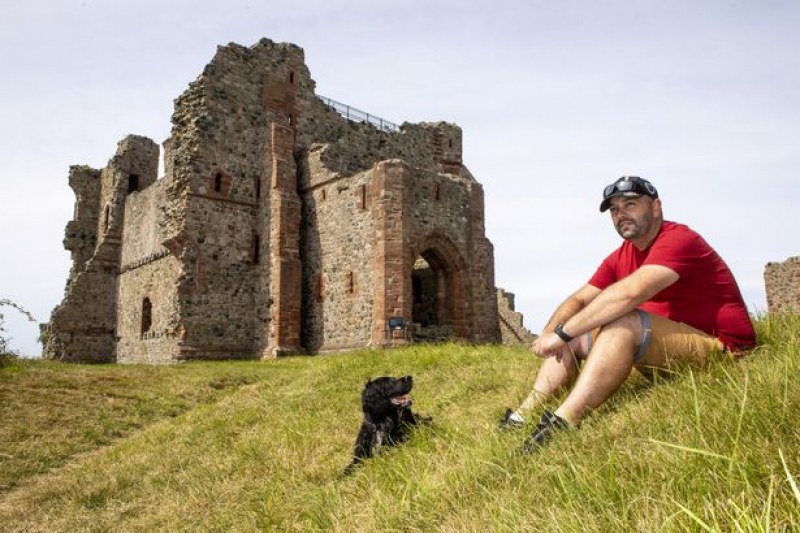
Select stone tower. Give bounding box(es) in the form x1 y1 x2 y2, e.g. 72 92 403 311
44 38 499 363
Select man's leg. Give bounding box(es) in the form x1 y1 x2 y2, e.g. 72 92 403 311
554 311 642 425
520 312 642 451
502 335 589 427
634 312 725 371
553 311 724 424
525 333 589 404
524 311 724 451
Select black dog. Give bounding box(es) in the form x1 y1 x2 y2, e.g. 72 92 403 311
345 375 429 472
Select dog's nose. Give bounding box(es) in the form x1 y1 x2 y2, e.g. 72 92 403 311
402 375 413 383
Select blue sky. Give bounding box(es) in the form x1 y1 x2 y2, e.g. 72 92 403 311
1 0 798 356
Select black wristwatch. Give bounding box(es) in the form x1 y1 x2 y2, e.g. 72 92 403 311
553 323 574 343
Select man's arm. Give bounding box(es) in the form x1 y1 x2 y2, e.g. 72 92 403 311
540 284 601 335
535 265 679 357
562 264 678 337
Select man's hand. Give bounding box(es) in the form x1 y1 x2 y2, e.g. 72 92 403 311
532 332 570 361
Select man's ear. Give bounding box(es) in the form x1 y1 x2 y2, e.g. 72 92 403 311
652 197 663 218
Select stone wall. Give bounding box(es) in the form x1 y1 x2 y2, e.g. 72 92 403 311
119 177 171 267
116 178 181 363
497 288 536 347
298 119 464 182
97 136 159 242
63 166 101 272
176 197 259 359
301 168 377 352
160 39 307 360
115 256 182 363
44 136 160 362
765 256 800 314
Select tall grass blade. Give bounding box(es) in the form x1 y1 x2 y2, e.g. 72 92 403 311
779 449 800 504
761 472 774 532
672 499 715 532
689 369 701 430
648 439 732 462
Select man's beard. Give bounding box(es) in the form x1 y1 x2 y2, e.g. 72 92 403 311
616 213 652 240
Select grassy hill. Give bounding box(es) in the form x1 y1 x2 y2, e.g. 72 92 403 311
1 315 798 531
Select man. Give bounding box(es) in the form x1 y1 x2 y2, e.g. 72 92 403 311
501 176 756 452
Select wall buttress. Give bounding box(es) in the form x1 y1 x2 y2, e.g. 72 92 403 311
371 160 412 346
264 122 303 357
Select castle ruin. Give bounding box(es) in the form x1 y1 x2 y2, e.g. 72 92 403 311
43 38 523 364
764 256 800 314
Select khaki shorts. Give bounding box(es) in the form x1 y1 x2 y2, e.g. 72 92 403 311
589 310 726 370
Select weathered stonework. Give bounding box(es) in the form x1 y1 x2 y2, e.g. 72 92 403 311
44 38 504 363
765 256 800 314
497 288 536 347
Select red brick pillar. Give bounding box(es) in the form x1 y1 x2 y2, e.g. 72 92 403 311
264 122 303 357
371 160 412 346
466 182 499 342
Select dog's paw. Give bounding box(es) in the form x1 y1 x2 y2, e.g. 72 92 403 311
419 414 433 425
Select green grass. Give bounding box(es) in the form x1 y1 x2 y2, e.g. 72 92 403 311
1 315 799 531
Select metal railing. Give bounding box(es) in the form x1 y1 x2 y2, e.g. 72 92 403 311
318 95 400 133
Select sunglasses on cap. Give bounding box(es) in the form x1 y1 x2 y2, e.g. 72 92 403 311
599 176 658 212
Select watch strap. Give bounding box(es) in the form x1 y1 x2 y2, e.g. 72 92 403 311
553 323 574 343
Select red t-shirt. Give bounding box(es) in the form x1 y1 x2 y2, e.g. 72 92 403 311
588 221 756 350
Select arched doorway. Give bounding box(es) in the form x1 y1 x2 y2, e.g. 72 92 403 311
412 253 445 327
410 235 467 341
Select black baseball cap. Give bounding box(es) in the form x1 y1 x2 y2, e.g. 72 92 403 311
599 176 659 212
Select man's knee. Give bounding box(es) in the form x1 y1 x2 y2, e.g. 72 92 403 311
585 310 649 365
595 310 644 341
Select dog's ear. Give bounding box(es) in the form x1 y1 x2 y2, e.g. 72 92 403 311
362 379 381 405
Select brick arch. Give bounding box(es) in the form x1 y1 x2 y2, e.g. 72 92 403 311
408 232 468 337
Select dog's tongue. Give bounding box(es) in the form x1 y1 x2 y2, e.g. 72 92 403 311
390 394 412 406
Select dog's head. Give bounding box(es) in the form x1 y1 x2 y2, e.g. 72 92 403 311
361 375 414 417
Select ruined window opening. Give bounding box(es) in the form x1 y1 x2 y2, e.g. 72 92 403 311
128 174 139 193
141 297 152 335
321 188 327 201
255 177 261 200
347 271 355 294
214 173 223 193
289 114 295 126
360 184 367 209
289 71 295 84
315 273 324 302
435 184 441 201
448 139 453 148
103 205 110 233
252 234 260 263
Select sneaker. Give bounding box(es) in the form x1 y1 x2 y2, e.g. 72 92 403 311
498 408 525 430
521 409 569 453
